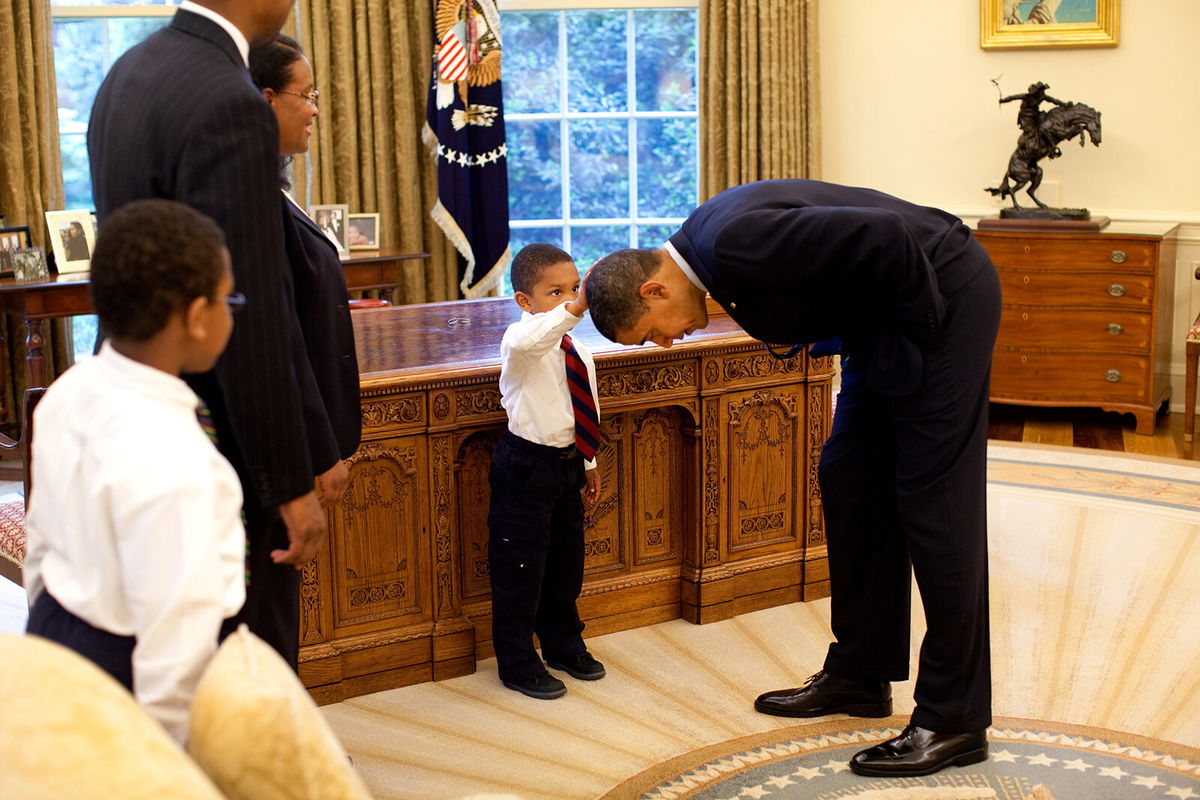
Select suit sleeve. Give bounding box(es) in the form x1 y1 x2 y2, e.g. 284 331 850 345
177 93 314 508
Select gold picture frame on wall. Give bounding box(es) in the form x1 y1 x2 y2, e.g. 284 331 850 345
981 0 1119 50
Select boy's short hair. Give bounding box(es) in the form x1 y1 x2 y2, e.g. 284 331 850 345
584 248 662 341
510 243 574 294
90 199 227 342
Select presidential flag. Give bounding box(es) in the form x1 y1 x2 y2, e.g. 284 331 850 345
424 0 510 297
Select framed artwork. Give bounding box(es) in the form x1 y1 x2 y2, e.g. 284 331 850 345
11 247 50 282
0 226 31 276
44 209 98 274
981 0 1119 49
310 203 350 254
346 213 381 251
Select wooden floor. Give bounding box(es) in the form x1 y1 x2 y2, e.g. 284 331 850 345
987 402 1200 461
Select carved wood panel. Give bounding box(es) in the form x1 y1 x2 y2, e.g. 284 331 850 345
724 387 804 555
629 407 686 567
455 429 500 600
333 439 429 629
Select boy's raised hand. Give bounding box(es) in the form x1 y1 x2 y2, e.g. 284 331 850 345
564 264 594 317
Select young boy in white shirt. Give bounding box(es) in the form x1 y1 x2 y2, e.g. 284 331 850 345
24 198 247 745
489 243 604 699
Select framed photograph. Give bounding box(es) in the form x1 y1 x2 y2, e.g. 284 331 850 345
346 213 381 251
11 247 49 282
981 0 1119 49
0 226 31 276
310 203 350 254
44 209 98 274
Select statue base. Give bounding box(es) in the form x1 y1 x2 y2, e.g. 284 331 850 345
978 212 1110 232
998 207 1091 220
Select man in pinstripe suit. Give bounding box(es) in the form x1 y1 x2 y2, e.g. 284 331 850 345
88 0 326 669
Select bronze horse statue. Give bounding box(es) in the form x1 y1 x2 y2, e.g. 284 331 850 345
986 84 1102 210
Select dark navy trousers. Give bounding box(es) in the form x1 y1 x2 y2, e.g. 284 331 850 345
487 431 587 683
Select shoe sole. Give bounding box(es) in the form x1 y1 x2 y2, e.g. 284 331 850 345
502 680 567 699
753 699 893 718
849 746 988 777
545 660 606 681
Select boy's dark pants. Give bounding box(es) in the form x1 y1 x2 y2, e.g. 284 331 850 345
488 431 587 683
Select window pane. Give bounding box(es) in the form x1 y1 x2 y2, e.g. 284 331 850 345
566 11 626 113
501 11 559 114
638 118 697 218
54 16 170 209
507 120 562 221
569 119 628 219
637 224 679 249
569 225 630 270
634 9 697 112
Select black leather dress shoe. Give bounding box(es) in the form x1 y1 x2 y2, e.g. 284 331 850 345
850 725 988 777
545 651 606 680
502 671 567 700
754 670 892 718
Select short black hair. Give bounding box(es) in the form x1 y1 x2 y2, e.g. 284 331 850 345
90 199 227 342
510 243 574 294
585 248 662 341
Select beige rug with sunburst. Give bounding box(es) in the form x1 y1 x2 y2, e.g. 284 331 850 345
320 442 1200 800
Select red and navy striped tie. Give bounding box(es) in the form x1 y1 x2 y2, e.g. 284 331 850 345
560 334 600 461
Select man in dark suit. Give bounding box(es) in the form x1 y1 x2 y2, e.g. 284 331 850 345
88 0 329 668
586 179 1002 778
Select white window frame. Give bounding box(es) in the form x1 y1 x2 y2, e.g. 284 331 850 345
500 1 700 257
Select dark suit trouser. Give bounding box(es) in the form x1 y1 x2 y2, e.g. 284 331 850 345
27 590 135 691
488 431 587 683
220 511 301 668
819 255 1001 733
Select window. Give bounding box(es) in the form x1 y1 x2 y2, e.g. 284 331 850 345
51 2 180 360
501 2 699 291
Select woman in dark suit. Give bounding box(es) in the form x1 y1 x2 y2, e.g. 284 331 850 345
250 36 361 500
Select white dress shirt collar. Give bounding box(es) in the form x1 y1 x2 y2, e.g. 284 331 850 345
99 340 201 411
179 1 250 67
663 240 708 293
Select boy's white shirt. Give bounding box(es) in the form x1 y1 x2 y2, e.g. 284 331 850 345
498 301 599 471
23 342 246 745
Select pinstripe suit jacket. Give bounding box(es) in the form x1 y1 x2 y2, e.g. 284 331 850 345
88 10 313 511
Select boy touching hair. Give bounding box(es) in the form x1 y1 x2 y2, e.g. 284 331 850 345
24 199 247 744
489 243 604 700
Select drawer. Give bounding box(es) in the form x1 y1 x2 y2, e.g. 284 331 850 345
997 307 1151 352
979 235 1158 272
990 350 1149 405
997 268 1153 309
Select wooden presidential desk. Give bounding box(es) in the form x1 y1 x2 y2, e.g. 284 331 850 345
300 296 835 703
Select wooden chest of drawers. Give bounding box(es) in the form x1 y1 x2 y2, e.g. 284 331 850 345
974 223 1178 434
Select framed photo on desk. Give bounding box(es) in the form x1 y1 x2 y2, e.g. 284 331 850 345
0 226 31 277
310 203 350 254
347 213 380 250
45 209 97 274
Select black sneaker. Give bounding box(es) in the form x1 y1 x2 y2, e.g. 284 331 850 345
545 651 606 680
502 671 567 699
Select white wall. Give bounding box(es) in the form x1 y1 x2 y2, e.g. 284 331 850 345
818 0 1200 413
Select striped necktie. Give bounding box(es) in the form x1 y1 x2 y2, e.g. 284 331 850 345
560 334 600 461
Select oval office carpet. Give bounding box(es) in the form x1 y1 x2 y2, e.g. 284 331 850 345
319 442 1200 800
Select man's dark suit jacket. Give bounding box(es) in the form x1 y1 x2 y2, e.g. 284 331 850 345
282 197 361 466
668 179 991 395
88 10 313 511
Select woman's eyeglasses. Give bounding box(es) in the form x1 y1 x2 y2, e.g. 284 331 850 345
278 89 319 107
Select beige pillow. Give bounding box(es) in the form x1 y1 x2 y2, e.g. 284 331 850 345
0 633 226 800
187 625 373 800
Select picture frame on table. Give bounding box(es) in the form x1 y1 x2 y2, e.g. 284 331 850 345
0 225 32 276
44 209 98 274
310 203 350 254
981 0 1119 49
12 247 50 282
346 213 381 251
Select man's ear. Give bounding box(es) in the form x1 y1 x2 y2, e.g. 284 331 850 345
638 280 668 300
183 295 210 341
514 291 533 313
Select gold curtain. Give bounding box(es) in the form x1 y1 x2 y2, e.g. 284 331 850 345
293 0 458 303
699 0 821 200
0 0 69 431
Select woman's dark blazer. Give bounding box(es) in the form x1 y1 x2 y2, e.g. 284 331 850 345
282 196 361 468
